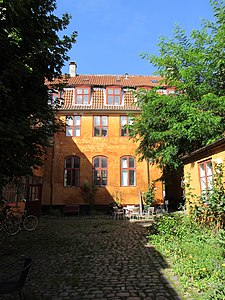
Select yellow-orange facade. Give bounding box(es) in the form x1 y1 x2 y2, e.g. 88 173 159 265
42 65 174 211
183 138 225 210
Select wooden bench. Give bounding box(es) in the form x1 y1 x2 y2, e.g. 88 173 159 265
64 205 80 216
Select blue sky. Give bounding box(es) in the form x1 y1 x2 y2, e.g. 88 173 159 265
55 0 214 75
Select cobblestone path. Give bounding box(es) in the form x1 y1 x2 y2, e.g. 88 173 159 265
0 217 184 299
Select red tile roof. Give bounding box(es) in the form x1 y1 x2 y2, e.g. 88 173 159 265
49 74 165 88
48 74 166 112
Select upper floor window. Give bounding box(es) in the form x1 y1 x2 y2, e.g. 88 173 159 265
64 156 80 187
75 87 91 104
120 116 133 136
48 89 63 107
199 160 213 197
93 156 108 186
106 87 122 105
66 116 81 137
121 156 136 186
94 116 108 137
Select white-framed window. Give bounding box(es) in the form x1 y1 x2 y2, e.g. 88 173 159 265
120 116 133 136
106 87 122 105
93 156 108 186
66 115 81 137
93 116 108 137
199 160 213 197
121 156 136 186
64 156 80 187
75 87 91 104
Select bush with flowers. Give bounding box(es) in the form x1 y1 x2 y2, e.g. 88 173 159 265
148 212 225 299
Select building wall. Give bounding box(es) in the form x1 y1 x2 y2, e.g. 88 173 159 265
42 112 163 207
183 144 225 210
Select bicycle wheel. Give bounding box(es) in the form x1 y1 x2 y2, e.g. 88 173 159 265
23 215 38 231
0 226 7 245
5 215 20 236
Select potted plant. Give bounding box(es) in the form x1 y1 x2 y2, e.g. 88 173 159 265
143 182 156 211
80 182 98 215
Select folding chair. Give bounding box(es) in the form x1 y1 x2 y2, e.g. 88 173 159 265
0 257 32 299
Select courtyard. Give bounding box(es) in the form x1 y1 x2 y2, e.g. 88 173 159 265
0 216 184 300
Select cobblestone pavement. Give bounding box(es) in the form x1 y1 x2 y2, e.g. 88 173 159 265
0 216 184 300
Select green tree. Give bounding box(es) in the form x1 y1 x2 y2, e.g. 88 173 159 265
0 0 77 191
131 0 225 171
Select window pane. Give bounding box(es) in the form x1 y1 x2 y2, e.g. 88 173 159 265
101 170 107 186
200 178 206 191
108 96 113 104
83 95 89 104
102 128 108 136
101 158 107 168
199 164 205 177
129 157 135 168
114 89 120 94
128 117 133 125
206 162 213 176
114 96 120 105
84 88 89 94
66 127 73 137
94 116 100 125
121 116 127 126
122 158 128 168
65 158 72 168
71 169 75 186
121 128 127 136
108 89 113 94
77 89 82 94
94 158 99 168
208 176 213 190
129 170 135 186
122 170 128 186
74 128 80 137
94 127 100 136
75 169 79 186
94 170 100 185
76 95 82 104
66 170 71 185
102 116 108 126
73 157 80 168
66 116 73 125
74 116 80 125
64 170 68 186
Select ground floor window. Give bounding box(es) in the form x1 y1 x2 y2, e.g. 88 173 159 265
64 156 80 187
93 156 108 186
121 156 136 186
198 159 213 197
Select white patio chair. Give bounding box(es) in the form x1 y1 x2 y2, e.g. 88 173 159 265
130 206 140 219
112 206 124 219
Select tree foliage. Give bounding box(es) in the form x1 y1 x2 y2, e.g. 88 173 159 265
131 0 225 170
0 0 77 189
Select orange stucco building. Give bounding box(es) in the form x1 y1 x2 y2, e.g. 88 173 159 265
42 62 175 213
183 138 225 210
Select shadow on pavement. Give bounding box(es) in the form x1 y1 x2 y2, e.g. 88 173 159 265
0 216 183 299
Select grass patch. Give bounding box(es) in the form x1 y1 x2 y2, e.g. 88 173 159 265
148 213 225 299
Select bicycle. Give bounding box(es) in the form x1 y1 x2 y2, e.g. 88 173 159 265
0 205 21 236
21 208 39 231
0 203 38 236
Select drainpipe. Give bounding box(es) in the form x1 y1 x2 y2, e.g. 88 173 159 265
50 138 55 211
147 158 150 186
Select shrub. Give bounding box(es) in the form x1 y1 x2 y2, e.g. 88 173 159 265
148 213 225 299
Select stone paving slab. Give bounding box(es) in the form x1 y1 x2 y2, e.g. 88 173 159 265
0 216 184 299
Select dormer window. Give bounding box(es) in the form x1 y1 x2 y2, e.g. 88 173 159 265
106 87 122 105
75 87 91 104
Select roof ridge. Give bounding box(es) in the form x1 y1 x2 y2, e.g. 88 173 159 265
67 74 160 77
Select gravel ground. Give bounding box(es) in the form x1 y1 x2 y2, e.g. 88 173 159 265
0 216 184 300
